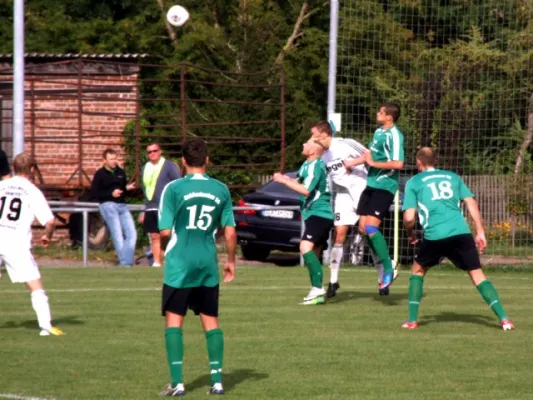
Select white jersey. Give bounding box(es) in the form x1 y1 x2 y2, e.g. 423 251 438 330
321 137 368 191
0 176 54 250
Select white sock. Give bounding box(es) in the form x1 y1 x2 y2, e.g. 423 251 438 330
370 248 384 284
31 289 52 330
329 244 343 283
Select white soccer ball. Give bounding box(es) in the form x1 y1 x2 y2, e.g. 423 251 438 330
166 5 190 27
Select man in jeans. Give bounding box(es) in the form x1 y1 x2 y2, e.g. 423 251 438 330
90 148 137 267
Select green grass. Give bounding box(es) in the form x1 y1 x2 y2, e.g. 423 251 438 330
0 265 532 400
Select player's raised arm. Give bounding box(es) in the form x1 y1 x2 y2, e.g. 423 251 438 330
273 172 311 197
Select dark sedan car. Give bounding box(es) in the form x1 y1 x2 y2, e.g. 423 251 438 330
234 173 301 261
234 172 419 264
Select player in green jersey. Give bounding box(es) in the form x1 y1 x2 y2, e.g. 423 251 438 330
402 147 514 331
274 137 334 305
158 139 237 396
344 103 404 295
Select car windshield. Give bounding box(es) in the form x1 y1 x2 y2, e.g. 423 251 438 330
259 180 297 195
258 172 298 195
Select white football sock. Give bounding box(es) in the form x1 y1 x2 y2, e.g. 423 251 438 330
329 244 343 283
31 289 52 330
370 248 384 283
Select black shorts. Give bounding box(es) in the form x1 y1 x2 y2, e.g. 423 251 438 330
415 234 481 271
302 216 333 249
162 284 219 317
143 210 159 234
356 187 395 220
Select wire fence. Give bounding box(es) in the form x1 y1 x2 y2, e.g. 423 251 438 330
336 0 533 262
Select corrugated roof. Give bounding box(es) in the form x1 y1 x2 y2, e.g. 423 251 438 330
0 53 148 61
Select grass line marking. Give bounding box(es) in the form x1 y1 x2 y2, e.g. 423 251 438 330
0 394 56 400
0 285 529 294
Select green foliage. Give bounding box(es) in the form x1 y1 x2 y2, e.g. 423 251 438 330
2 0 533 181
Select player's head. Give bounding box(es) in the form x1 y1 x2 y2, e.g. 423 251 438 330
13 153 35 177
182 138 208 170
416 147 436 171
102 148 118 170
302 137 324 158
146 143 162 163
376 102 401 125
311 120 333 149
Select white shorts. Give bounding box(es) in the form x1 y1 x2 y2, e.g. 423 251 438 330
333 187 364 227
0 249 40 283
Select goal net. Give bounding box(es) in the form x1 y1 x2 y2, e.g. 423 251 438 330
335 0 533 264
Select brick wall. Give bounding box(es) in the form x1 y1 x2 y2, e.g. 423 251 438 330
0 68 140 247
25 75 138 186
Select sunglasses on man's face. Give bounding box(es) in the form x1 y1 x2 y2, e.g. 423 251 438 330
147 149 160 155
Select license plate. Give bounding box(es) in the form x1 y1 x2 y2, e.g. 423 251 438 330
261 210 294 219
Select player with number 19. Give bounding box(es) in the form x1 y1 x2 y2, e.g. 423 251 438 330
158 138 237 396
0 154 63 336
401 147 514 331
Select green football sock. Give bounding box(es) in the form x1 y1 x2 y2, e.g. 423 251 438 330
408 275 424 322
368 231 393 274
165 327 184 386
477 280 508 321
206 328 224 385
303 251 323 288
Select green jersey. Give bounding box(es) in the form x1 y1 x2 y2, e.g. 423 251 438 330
402 168 474 240
296 158 334 221
158 173 236 288
367 125 405 194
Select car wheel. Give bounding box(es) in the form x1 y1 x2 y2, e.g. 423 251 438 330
241 245 271 261
88 214 110 250
347 231 366 265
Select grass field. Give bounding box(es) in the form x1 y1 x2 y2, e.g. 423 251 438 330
0 264 532 400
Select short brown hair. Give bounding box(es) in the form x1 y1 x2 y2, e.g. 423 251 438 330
416 147 436 166
102 148 117 159
183 138 207 167
13 153 35 175
146 143 160 150
381 102 401 123
312 120 333 137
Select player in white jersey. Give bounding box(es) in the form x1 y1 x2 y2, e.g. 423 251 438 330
0 154 64 336
312 121 394 297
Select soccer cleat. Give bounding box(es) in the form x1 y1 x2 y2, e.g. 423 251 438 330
401 321 418 329
209 383 224 395
303 287 326 301
300 296 325 305
379 272 393 295
326 282 340 298
501 319 515 331
151 262 162 268
39 326 65 336
379 284 389 296
160 383 186 396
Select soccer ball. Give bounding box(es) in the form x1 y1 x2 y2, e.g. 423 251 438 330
166 5 190 27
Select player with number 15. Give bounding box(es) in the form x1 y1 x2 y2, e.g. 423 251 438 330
158 138 237 396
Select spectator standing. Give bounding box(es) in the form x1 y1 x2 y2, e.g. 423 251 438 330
139 143 181 267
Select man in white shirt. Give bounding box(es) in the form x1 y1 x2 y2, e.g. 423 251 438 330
312 121 394 297
0 153 64 336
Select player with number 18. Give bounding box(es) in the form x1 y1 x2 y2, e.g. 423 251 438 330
401 147 514 331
